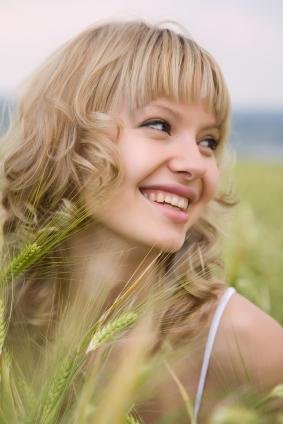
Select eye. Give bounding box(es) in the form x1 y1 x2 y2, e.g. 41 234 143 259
198 137 219 151
140 119 171 135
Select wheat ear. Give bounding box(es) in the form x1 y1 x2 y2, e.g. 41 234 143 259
37 312 138 423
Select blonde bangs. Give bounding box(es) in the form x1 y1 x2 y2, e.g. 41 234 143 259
104 23 230 133
40 21 230 145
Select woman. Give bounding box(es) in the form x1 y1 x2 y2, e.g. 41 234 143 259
1 20 283 422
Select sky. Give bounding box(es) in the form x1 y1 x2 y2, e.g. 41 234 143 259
0 0 283 111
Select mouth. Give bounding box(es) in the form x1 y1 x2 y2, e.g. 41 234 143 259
139 188 190 211
139 188 190 223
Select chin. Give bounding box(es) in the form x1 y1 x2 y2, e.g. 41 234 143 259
150 235 186 254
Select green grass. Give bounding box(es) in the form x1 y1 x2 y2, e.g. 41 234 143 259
236 163 283 232
224 162 283 324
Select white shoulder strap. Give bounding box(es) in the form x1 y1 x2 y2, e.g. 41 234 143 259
194 287 236 419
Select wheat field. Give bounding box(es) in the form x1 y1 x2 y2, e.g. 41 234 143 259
224 162 283 325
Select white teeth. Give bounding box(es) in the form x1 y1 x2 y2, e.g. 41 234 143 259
171 196 180 207
178 198 185 209
149 192 156 202
164 195 172 204
141 190 189 211
157 192 164 203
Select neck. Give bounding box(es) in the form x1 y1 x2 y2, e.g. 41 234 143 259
68 222 163 312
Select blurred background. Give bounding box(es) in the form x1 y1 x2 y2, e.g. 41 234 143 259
0 0 282 322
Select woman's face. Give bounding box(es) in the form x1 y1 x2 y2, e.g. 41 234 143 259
84 98 221 254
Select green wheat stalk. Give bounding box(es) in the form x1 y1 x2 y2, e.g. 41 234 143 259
86 312 138 353
0 202 84 358
0 242 41 287
0 201 85 288
38 356 81 424
126 413 141 424
210 404 260 424
35 312 138 424
264 384 283 400
256 383 283 408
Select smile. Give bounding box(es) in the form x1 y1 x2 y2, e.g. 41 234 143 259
141 190 189 211
139 189 190 223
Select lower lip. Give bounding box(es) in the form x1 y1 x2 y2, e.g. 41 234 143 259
141 194 189 223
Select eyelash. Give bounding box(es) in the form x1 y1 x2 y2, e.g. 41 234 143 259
140 119 171 135
140 119 219 151
199 137 219 151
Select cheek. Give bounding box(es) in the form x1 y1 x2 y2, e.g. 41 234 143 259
118 139 145 181
211 170 220 197
204 164 220 201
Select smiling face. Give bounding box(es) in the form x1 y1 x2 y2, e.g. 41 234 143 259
83 98 221 254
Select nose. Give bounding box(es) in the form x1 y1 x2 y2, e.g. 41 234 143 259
167 136 207 180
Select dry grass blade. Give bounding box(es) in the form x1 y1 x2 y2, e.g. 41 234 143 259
0 350 18 422
0 297 7 354
165 360 196 424
95 252 161 326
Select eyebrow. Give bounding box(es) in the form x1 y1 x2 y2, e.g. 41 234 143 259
137 103 182 121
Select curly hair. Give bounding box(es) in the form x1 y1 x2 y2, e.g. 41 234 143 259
1 20 234 349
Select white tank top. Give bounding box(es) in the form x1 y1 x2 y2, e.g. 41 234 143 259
194 287 236 419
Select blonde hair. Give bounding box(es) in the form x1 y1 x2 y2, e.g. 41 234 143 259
1 20 233 347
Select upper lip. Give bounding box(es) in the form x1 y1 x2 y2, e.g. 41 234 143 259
139 184 198 202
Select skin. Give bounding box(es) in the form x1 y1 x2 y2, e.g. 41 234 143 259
82 98 220 253
74 97 221 299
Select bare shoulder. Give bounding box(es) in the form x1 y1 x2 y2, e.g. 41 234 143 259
211 291 283 390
